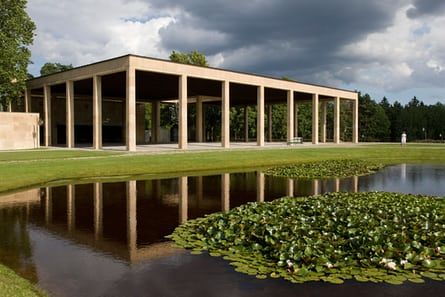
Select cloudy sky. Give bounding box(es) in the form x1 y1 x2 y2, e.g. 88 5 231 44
27 0 445 104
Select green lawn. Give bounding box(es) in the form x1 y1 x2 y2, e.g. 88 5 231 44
1 143 444 194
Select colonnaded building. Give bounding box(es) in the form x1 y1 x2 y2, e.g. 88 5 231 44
16 54 358 151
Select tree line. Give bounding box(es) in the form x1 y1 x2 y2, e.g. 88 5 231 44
360 93 445 142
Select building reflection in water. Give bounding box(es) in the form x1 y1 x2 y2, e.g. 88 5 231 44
0 171 363 273
0 189 41 283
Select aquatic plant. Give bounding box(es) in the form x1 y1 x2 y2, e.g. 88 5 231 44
168 192 445 284
264 159 384 179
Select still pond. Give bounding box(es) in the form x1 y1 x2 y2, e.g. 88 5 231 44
0 164 444 297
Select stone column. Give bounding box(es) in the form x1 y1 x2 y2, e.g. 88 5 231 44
151 101 161 143
93 76 102 150
196 97 203 142
221 173 230 211
321 101 327 143
244 106 249 142
256 171 265 202
312 94 319 144
268 105 273 142
127 180 137 251
294 102 298 137
334 97 340 144
287 90 294 141
202 104 206 142
94 182 103 240
178 75 188 149
352 99 359 143
7 102 12 112
221 81 230 148
25 88 31 113
179 176 188 223
67 184 75 232
66 81 75 148
126 68 136 151
43 84 51 146
257 86 265 146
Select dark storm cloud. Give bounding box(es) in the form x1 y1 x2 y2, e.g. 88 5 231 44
407 0 445 18
151 0 403 81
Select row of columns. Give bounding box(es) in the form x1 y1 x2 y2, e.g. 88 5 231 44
38 76 104 149
32 67 358 151
308 95 357 144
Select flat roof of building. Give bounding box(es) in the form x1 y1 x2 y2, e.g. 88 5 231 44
27 54 357 100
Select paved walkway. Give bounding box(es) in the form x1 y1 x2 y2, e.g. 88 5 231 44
101 141 369 153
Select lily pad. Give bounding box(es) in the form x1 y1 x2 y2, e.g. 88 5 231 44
264 159 384 179
168 191 445 284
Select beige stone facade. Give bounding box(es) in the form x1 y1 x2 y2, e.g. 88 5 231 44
0 112 39 150
23 54 358 151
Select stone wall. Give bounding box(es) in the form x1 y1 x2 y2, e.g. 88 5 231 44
0 112 40 150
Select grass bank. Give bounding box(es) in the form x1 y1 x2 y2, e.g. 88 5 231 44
0 265 47 297
0 144 444 194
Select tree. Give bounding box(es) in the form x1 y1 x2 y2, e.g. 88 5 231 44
0 0 35 110
358 93 390 141
40 62 73 76
169 50 208 66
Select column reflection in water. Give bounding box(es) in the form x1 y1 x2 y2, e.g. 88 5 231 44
179 176 188 224
127 180 137 252
286 178 294 197
153 179 161 202
312 179 320 196
67 184 75 232
353 176 359 193
334 178 340 192
196 176 203 207
221 173 230 211
44 187 52 225
94 182 103 240
256 172 265 202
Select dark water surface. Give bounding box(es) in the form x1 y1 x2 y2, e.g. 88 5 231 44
1 164 445 297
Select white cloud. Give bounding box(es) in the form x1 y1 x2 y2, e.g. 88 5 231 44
338 4 445 95
426 59 444 73
27 0 174 73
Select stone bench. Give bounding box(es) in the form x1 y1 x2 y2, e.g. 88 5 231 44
287 137 303 145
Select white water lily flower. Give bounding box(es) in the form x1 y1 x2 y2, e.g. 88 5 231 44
386 261 397 270
286 260 293 267
326 262 333 269
400 260 408 265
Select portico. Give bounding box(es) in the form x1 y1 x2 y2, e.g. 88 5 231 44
25 54 358 151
